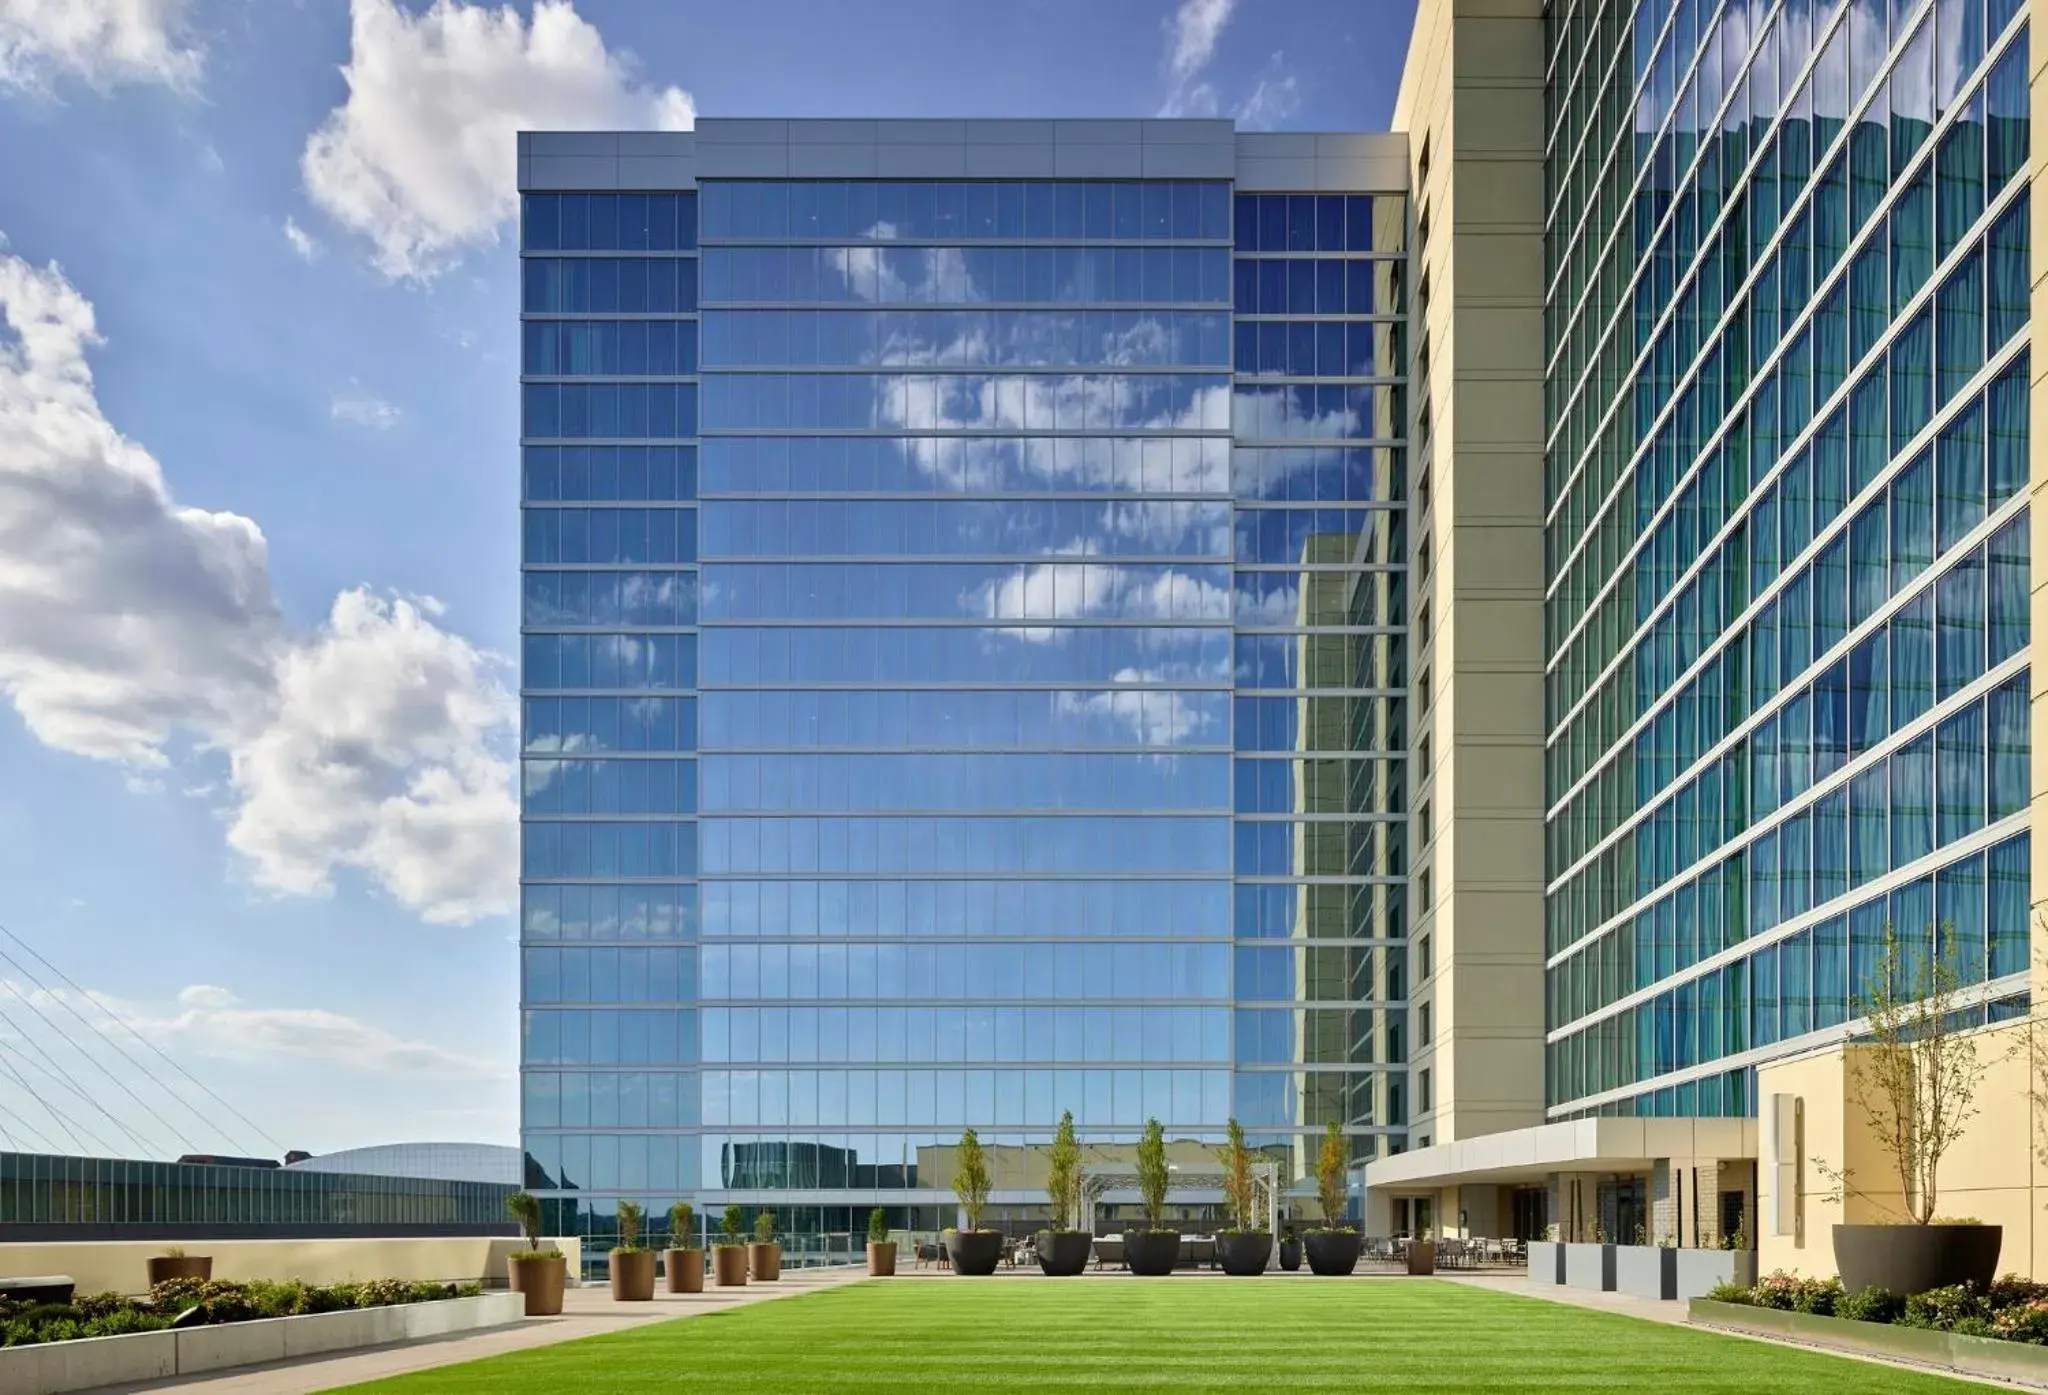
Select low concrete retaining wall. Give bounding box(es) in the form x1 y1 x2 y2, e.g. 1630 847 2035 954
1614 1246 1676 1300
1673 1248 1754 1300
0 1292 527 1395
0 1237 581 1296
1527 1241 1565 1285
1563 1243 1615 1291
1690 1299 2048 1386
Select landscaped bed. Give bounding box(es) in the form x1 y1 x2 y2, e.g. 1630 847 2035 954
1 1277 482 1348
1705 1270 2048 1344
332 1277 1985 1392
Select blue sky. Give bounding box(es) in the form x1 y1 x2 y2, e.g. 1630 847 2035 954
0 0 1411 1159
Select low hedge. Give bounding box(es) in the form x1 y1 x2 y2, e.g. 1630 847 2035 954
1705 1271 2048 1345
0 1277 483 1349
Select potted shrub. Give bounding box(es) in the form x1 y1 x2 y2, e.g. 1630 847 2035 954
665 1201 703 1294
750 1209 782 1281
1036 1109 1092 1276
1124 1117 1180 1276
1407 1225 1438 1276
1825 927 2008 1295
1214 1118 1272 1275
946 1127 1004 1275
608 1200 655 1301
866 1207 897 1276
146 1244 212 1287
713 1205 750 1286
505 1191 566 1317
1279 1224 1302 1272
1304 1120 1361 1275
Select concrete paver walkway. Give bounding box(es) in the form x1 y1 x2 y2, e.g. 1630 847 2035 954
88 1264 867 1394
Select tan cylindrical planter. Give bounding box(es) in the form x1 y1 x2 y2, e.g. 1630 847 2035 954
508 1253 566 1317
665 1247 704 1293
609 1248 656 1301
750 1242 782 1281
714 1244 750 1286
867 1241 897 1276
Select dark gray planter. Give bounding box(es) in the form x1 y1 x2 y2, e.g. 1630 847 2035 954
1278 1237 1302 1271
1304 1230 1361 1275
1613 1245 1677 1300
945 1229 1005 1276
1563 1242 1616 1291
1833 1223 2002 1297
1124 1229 1181 1275
1526 1240 1565 1285
1034 1230 1091 1276
1216 1230 1273 1276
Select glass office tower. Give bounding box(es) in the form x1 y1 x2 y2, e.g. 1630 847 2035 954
1541 0 2031 1118
517 123 1409 1249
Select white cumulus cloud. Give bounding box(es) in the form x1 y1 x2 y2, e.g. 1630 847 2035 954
329 384 401 429
302 0 694 280
0 249 515 925
1157 0 1234 117
282 216 323 263
0 0 201 93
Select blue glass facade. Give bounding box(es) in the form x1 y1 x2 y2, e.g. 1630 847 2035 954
1542 0 2031 1118
519 160 1408 1242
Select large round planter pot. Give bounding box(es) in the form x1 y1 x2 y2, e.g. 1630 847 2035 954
609 1248 656 1301
1406 1240 1437 1276
946 1229 1005 1276
146 1256 213 1287
867 1241 897 1276
713 1245 750 1286
1217 1230 1274 1276
1124 1229 1181 1276
507 1253 566 1317
750 1242 782 1281
1834 1224 2002 1296
1304 1230 1362 1276
1278 1239 1302 1271
1035 1230 1092 1276
665 1248 703 1294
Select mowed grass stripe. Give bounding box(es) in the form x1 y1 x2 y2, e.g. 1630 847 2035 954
334 1278 1985 1393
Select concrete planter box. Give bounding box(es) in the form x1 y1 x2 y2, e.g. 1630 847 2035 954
1526 1240 1565 1285
1689 1300 2048 1384
1563 1242 1615 1292
1673 1248 1754 1300
0 1292 526 1395
1613 1245 1677 1300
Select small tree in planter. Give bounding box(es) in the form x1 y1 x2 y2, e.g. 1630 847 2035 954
713 1204 749 1287
750 1209 782 1281
665 1201 703 1294
1304 1120 1362 1275
1125 1116 1179 1275
1213 1118 1273 1275
866 1207 897 1276
947 1127 1002 1274
505 1191 565 1316
1036 1109 1091 1275
1821 924 2014 1295
608 1200 655 1301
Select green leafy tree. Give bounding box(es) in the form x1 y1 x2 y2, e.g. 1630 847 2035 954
1821 924 2014 1222
1136 1117 1169 1229
667 1201 696 1249
867 1208 890 1243
754 1210 777 1243
1219 1118 1257 1232
1315 1120 1349 1228
615 1200 644 1252
1046 1110 1082 1231
719 1204 746 1247
953 1128 992 1231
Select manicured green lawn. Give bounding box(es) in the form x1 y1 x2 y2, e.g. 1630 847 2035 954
335 1278 1981 1393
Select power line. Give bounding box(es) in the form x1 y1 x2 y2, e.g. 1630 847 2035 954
0 923 282 1155
0 963 194 1156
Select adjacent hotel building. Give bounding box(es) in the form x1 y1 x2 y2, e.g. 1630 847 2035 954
519 0 2041 1271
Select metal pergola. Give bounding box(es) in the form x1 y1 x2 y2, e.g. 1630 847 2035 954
1074 1160 1284 1269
